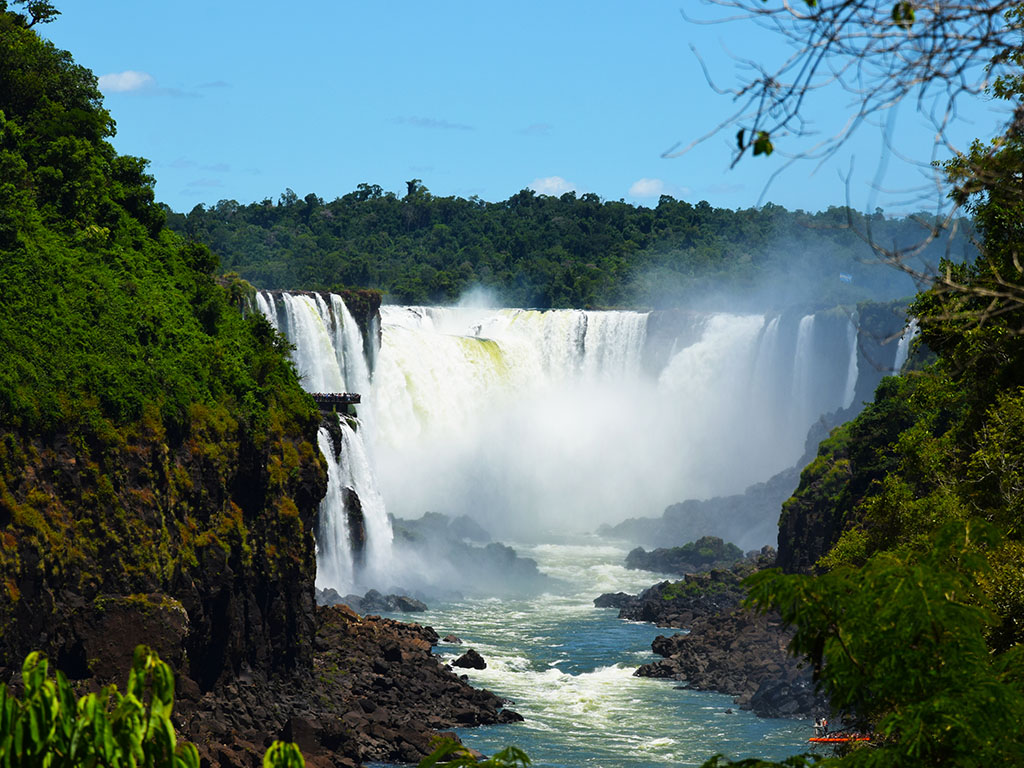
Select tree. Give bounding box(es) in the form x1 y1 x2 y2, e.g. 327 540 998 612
1 1 59 26
672 0 1019 169
703 522 1024 767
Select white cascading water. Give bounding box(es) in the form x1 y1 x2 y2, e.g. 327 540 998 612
257 291 394 594
842 313 860 409
261 292 868 587
368 306 858 542
314 429 355 589
791 314 817 429
255 292 279 330
893 318 920 372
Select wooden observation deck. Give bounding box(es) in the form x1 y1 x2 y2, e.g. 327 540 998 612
311 392 361 411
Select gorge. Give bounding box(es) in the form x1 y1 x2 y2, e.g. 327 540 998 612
243 290 913 765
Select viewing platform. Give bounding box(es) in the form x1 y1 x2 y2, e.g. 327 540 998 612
311 392 361 410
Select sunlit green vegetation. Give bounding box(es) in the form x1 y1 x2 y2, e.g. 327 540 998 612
168 184 974 308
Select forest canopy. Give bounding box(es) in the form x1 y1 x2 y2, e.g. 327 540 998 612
167 186 975 310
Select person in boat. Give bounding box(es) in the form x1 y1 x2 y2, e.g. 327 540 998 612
814 718 825 737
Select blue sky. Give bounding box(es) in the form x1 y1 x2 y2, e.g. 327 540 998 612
43 2 1005 214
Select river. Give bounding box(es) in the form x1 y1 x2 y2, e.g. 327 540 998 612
375 539 808 767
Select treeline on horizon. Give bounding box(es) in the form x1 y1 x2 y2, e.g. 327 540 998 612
165 182 977 309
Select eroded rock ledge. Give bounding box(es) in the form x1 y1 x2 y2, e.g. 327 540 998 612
173 604 522 768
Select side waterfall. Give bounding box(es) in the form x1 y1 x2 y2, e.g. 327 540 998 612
257 291 391 594
893 318 920 373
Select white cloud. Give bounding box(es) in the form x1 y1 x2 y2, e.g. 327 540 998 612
519 123 553 136
529 176 576 196
98 70 156 93
628 178 693 200
628 178 669 198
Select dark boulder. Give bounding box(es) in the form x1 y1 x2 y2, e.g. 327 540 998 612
342 487 367 568
453 649 487 670
593 592 632 609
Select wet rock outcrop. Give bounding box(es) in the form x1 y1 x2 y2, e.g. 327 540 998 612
317 588 428 613
635 609 824 719
595 547 774 628
453 649 487 670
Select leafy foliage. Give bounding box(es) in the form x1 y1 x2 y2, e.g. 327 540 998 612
741 521 1024 767
0 5 323 678
167 188 973 309
719 44 1024 767
0 646 305 768
417 737 531 768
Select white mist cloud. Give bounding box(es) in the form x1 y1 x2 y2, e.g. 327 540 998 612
628 177 691 199
529 176 576 196
98 70 156 93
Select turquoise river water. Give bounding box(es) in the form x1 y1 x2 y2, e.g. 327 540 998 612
377 540 812 767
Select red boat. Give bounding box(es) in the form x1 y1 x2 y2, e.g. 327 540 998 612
808 734 871 743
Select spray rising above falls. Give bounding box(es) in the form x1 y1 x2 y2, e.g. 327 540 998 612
259 292 873 590
367 305 860 540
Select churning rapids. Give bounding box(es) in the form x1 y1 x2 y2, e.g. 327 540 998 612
256 291 903 765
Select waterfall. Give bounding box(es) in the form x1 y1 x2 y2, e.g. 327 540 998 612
315 428 354 590
369 307 860 539
257 291 394 594
842 313 859 409
255 292 279 330
893 318 919 372
279 293 347 392
791 314 817 429
263 292 875 583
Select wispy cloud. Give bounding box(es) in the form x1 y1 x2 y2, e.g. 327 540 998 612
703 182 745 196
98 70 155 93
184 178 224 189
529 176 576 196
98 71 199 99
628 177 691 199
519 123 553 136
197 80 231 89
396 116 474 131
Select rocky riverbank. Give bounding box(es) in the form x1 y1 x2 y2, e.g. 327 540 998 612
596 545 825 720
596 547 774 628
172 604 521 768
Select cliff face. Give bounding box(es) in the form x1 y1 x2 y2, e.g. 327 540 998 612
775 375 924 572
0 388 326 691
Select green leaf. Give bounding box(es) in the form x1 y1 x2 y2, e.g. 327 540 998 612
752 131 773 157
892 1 915 29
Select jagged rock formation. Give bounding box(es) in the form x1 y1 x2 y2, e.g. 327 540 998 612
598 547 824 719
341 487 367 568
317 588 427 614
634 609 824 719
